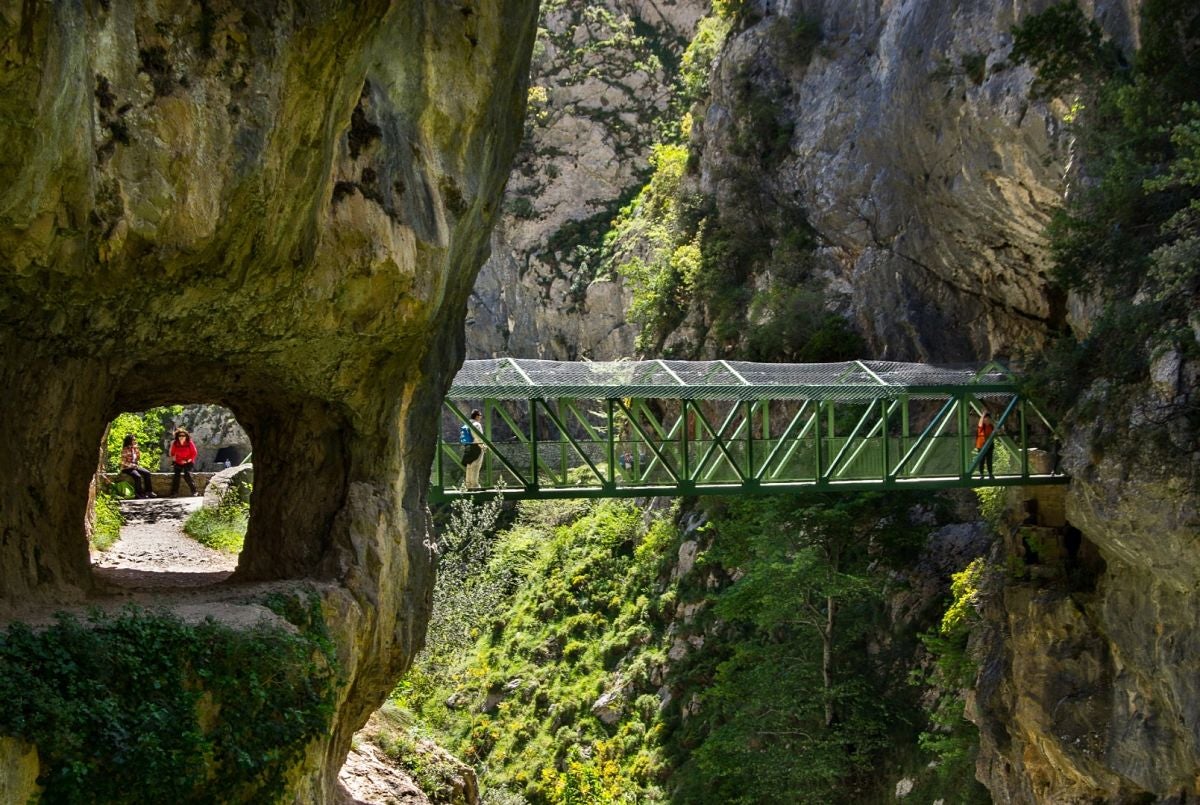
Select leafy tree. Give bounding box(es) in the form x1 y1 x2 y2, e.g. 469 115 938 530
418 496 508 683
672 493 927 803
103 406 182 472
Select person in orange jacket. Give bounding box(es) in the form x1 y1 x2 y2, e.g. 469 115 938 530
975 411 995 479
169 427 200 496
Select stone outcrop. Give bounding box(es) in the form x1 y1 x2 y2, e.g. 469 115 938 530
972 373 1200 802
0 0 536 799
202 462 254 507
166 404 252 471
338 706 479 805
465 0 706 359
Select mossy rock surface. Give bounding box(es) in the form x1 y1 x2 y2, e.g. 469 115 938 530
0 0 538 799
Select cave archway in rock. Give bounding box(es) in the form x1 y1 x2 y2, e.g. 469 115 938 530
98 374 357 587
96 403 253 587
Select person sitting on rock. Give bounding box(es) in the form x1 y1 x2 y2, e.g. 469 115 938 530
119 434 156 499
168 427 199 496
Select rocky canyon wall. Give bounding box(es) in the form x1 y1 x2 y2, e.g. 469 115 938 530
0 0 536 799
470 0 1197 800
691 1 1199 801
465 0 706 359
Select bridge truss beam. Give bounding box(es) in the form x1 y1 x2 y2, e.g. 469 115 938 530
431 382 1066 502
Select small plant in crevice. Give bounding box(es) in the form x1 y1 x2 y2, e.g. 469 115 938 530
907 558 991 804
0 597 338 803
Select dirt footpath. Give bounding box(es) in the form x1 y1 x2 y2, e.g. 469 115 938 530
92 497 237 588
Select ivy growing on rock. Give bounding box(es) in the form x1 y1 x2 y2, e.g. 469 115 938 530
0 595 338 803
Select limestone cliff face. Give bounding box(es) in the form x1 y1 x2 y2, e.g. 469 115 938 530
466 0 706 359
165 404 252 470
0 0 536 799
687 0 1137 361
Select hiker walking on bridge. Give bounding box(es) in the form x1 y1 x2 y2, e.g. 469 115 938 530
975 411 995 479
462 409 486 489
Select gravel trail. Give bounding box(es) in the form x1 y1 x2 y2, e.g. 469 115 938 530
93 497 237 588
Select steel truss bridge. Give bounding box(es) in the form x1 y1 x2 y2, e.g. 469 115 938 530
431 358 1066 502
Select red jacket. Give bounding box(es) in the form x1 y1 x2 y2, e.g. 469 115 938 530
975 419 994 449
170 439 198 465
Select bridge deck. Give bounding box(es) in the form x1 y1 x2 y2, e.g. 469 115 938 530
431 358 1067 502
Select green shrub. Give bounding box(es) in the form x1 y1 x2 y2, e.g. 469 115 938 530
0 599 337 802
183 489 250 553
92 491 123 552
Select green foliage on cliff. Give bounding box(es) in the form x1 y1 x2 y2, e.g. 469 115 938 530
398 499 676 802
104 406 183 472
602 6 859 360
401 491 970 804
1012 1 1200 416
0 594 337 803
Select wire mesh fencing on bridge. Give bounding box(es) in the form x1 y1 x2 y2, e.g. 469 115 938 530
432 359 1066 501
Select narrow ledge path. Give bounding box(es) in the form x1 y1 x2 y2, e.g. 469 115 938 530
92 497 237 588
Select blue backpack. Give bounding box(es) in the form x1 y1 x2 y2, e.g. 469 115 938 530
459 423 474 444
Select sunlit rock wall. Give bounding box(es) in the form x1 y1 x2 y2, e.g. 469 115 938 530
0 0 536 798
466 0 707 360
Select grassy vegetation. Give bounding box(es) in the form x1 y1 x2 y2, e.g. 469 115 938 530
397 498 677 802
399 490 984 804
183 487 250 553
92 491 123 552
0 594 337 802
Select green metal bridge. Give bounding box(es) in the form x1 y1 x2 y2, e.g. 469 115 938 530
431 358 1066 502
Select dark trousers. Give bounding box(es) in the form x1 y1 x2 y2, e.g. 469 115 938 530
977 444 994 478
170 462 197 495
121 467 153 496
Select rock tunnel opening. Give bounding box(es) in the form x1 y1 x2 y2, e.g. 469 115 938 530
93 403 255 589
79 384 355 597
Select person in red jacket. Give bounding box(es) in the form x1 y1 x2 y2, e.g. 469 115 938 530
974 411 995 480
169 427 199 496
